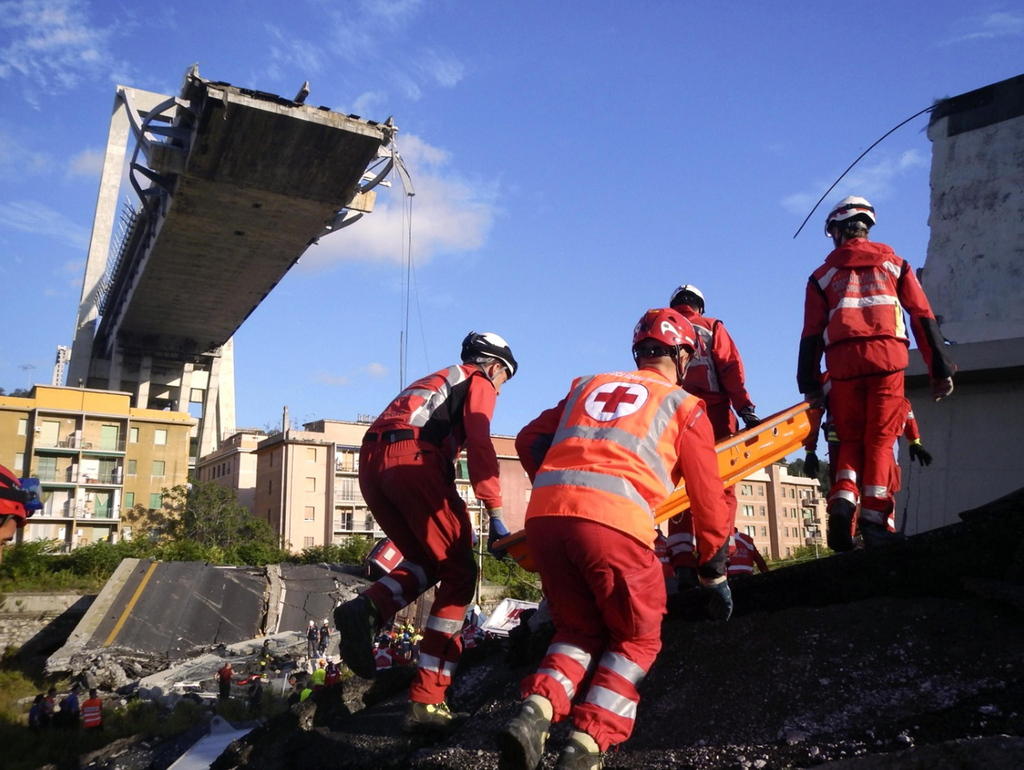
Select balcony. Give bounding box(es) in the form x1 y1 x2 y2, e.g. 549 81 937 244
80 471 124 485
81 439 127 454
33 467 78 484
35 501 121 521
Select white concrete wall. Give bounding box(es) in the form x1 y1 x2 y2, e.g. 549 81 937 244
923 111 1024 345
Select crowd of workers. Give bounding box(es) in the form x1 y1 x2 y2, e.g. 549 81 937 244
327 194 955 769
27 684 103 731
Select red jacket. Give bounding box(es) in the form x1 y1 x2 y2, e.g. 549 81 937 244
673 306 754 413
369 364 502 508
727 531 769 576
516 368 730 568
798 239 954 391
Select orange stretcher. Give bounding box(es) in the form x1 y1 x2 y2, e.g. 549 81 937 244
494 401 817 572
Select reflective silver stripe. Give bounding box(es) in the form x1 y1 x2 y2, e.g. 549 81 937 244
408 366 468 427
728 534 736 548
598 652 646 685
547 643 593 671
859 507 888 525
426 615 463 635
729 564 754 574
396 560 429 592
583 684 637 721
836 469 857 483
829 294 899 319
534 469 651 513
552 425 673 493
881 260 902 278
538 667 576 698
558 376 596 431
863 485 889 499
690 324 720 393
418 653 457 678
380 576 408 607
816 267 838 290
831 489 858 505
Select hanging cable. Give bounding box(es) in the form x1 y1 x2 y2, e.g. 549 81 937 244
792 104 936 239
391 141 416 388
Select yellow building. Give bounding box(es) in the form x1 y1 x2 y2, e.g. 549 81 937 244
0 385 194 550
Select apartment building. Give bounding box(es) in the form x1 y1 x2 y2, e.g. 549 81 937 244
735 462 825 560
0 385 194 549
194 428 267 511
229 419 528 552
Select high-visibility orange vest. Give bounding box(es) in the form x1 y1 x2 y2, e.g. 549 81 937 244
81 698 102 728
525 369 703 548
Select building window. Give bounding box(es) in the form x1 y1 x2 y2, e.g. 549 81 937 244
304 506 315 521
152 460 165 477
124 492 135 508
129 427 139 443
149 493 162 509
305 476 316 492
741 504 755 517
760 505 766 515
14 452 24 474
307 447 317 462
338 477 357 501
154 429 167 446
739 484 751 495
744 525 756 536
127 459 137 476
760 526 767 536
17 418 27 436
304 537 314 547
267 479 272 493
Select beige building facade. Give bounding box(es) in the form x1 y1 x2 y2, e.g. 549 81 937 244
734 462 825 560
0 385 194 549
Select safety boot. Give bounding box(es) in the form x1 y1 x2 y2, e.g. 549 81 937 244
555 737 603 769
826 499 856 553
860 520 906 549
334 595 378 679
403 700 466 734
497 698 551 770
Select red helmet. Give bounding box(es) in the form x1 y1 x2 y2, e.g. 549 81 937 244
632 308 697 354
0 464 28 521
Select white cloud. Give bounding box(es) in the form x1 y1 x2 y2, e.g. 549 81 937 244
363 362 388 378
416 48 465 88
0 0 128 105
0 199 89 248
945 10 1024 43
265 24 327 77
300 133 496 269
351 90 387 118
781 149 927 216
314 372 351 386
67 147 102 178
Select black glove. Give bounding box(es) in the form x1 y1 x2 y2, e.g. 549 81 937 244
738 407 761 430
804 451 820 478
908 442 932 467
487 509 510 559
700 576 733 621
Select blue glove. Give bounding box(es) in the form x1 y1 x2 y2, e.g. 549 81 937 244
487 509 509 559
700 576 733 621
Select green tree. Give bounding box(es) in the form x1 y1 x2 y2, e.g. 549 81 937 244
788 456 831 496
0 387 31 398
162 481 287 564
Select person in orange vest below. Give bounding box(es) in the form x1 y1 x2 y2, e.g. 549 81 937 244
81 689 102 730
798 196 955 552
665 285 759 586
726 528 769 579
499 308 731 770
334 331 517 734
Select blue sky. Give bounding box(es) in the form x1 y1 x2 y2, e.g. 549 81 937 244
1 0 1021 440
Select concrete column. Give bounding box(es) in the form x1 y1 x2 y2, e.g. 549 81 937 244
108 348 124 393
176 362 194 413
136 356 152 409
199 354 222 457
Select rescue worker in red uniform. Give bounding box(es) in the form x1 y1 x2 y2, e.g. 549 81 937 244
334 332 517 733
666 285 758 584
726 528 769 579
498 308 731 770
798 196 954 551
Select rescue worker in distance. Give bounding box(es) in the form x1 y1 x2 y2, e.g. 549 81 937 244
797 196 955 551
666 285 759 586
334 332 517 733
499 308 731 770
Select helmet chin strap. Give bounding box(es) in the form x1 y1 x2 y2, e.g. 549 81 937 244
674 348 691 386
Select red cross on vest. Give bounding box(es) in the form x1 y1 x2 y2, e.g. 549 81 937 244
594 386 638 413
584 381 649 421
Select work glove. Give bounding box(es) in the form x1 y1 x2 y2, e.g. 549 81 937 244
738 407 761 430
908 441 932 467
487 508 509 559
700 575 733 621
803 390 825 410
931 376 954 402
804 451 820 478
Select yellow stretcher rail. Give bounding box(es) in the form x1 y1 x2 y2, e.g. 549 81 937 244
495 401 817 572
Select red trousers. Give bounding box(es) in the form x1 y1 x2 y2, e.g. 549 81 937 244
827 371 905 529
667 399 736 566
358 439 477 704
521 516 666 751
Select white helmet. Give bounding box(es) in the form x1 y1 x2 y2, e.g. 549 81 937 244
461 331 518 378
825 196 875 236
668 284 706 314
309 620 315 626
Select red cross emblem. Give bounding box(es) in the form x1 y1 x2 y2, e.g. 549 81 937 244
584 382 648 421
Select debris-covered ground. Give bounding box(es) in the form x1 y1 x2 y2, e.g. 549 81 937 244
89 488 1024 769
